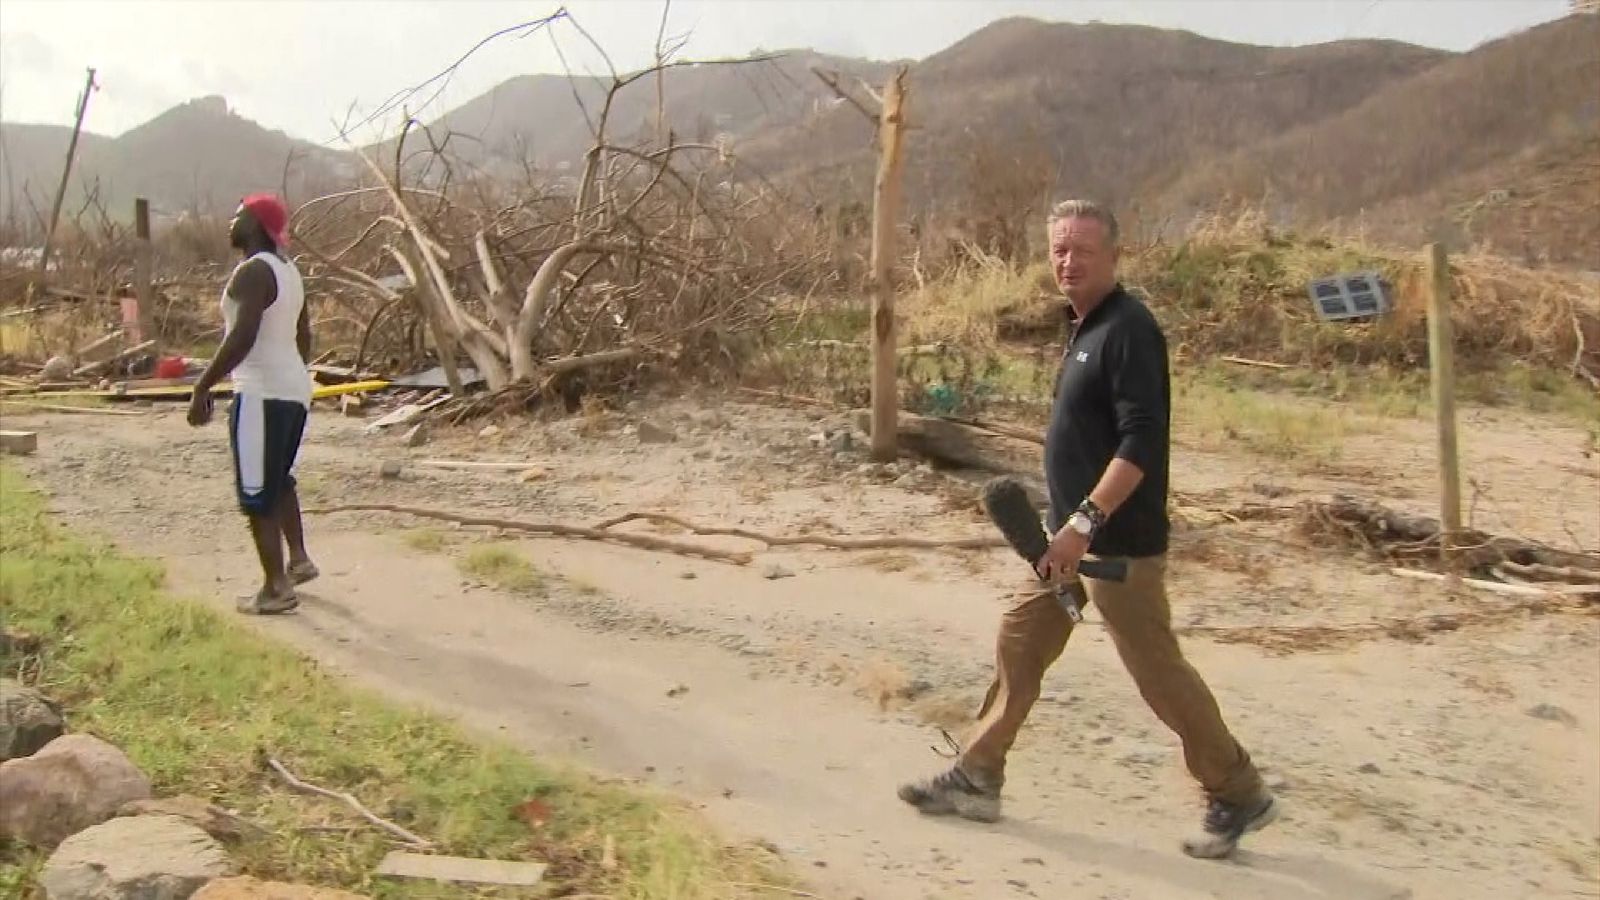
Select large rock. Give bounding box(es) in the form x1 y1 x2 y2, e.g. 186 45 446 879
0 733 153 847
1 678 66 761
191 877 369 900
40 814 235 900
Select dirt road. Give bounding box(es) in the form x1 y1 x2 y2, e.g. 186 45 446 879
6 393 1597 899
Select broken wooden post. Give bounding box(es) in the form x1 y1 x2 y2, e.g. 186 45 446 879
1426 243 1462 572
38 67 98 281
868 67 909 462
133 198 157 351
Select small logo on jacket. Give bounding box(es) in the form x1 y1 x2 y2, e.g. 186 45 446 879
1074 350 1089 363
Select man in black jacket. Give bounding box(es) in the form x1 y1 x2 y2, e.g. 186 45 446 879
898 200 1277 859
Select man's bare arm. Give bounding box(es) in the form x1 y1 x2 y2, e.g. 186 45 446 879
296 302 311 363
196 259 277 392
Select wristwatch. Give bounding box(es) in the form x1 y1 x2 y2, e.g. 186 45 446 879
1066 511 1095 537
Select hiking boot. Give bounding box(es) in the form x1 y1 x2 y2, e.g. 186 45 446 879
1181 792 1279 859
237 586 299 615
896 766 1002 823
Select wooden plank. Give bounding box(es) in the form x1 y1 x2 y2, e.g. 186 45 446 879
375 851 546 887
413 459 539 471
72 339 155 377
868 66 909 462
1426 243 1462 572
2 401 143 416
0 430 38 455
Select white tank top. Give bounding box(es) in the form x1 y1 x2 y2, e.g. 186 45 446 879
220 252 311 406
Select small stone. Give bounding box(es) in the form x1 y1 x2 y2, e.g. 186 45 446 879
1526 703 1578 726
679 571 698 580
667 684 689 698
763 565 795 580
517 467 547 483
636 420 676 444
478 424 501 439
893 473 919 488
1357 762 1381 775
1092 735 1113 746
378 460 403 480
42 355 75 380
827 431 853 453
402 423 429 448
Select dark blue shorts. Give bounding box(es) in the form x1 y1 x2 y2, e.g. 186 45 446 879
228 394 308 517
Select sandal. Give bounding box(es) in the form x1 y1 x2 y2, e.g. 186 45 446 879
237 586 299 615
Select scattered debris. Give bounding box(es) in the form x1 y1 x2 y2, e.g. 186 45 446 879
402 423 429 447
374 851 546 887
763 564 795 580
1526 704 1578 726
511 796 552 830
667 683 690 698
592 510 1005 552
1357 763 1382 775
478 424 501 439
637 420 677 444
192 876 371 900
0 429 38 455
378 460 404 480
262 754 432 849
306 502 755 564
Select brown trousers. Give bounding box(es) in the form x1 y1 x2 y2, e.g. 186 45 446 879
958 555 1265 804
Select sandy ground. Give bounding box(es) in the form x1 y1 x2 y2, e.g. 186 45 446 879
4 390 1597 900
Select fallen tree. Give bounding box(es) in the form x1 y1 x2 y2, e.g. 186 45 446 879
288 35 829 420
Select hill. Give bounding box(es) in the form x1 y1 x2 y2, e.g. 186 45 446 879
2 15 1595 267
732 18 1449 217
383 49 896 180
0 96 353 228
1157 14 1600 265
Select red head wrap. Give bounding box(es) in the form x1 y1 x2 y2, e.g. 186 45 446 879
240 192 289 249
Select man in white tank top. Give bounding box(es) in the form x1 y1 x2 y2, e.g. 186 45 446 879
187 193 318 614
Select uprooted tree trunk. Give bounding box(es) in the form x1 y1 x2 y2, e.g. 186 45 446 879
287 37 818 417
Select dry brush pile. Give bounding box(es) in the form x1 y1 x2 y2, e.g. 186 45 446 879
287 63 835 419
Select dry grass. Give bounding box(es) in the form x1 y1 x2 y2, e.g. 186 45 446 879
757 213 1599 433
458 542 546 594
400 527 450 553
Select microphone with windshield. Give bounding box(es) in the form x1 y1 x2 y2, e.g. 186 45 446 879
980 476 1129 622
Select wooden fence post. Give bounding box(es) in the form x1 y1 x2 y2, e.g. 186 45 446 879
868 67 909 462
1426 243 1462 571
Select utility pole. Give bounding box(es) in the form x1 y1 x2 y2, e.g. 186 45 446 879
37 67 98 279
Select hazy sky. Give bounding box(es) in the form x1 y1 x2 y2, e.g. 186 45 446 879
0 0 1575 144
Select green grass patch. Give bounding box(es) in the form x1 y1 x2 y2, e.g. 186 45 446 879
0 466 790 898
458 544 546 594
